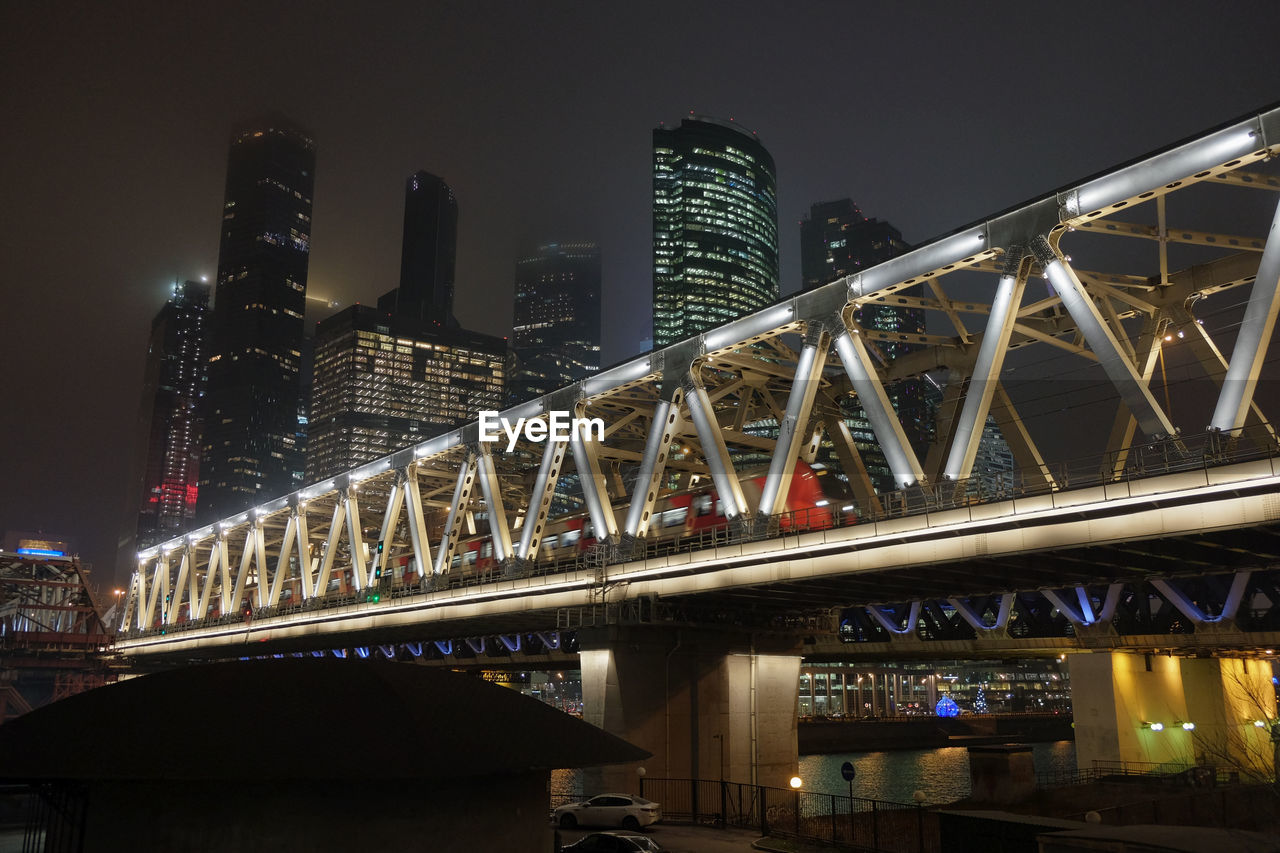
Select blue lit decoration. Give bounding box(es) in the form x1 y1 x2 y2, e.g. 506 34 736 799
974 685 988 714
935 696 960 718
16 547 65 558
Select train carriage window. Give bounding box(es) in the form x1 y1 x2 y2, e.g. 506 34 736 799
480 542 493 559
463 550 477 566
583 521 594 540
561 529 580 548
693 495 713 517
661 507 688 527
715 499 725 517
451 554 462 570
543 535 558 550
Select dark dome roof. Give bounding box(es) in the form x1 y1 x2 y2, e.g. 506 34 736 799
0 659 647 782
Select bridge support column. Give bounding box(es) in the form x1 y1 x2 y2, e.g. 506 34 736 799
578 626 801 793
1069 651 1276 774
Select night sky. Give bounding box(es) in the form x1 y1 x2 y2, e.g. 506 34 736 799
2 1 1278 588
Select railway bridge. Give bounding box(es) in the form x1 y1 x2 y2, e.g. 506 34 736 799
118 104 1280 788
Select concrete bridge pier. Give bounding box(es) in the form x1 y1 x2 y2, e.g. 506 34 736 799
1069 650 1276 775
578 625 801 793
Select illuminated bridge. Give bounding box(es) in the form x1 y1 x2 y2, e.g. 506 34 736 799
118 104 1280 786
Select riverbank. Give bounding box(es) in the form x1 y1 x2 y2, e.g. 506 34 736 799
799 713 1074 754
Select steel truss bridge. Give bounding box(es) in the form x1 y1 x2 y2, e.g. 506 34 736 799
119 104 1280 664
1 553 114 719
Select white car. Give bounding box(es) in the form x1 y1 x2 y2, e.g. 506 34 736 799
554 793 661 829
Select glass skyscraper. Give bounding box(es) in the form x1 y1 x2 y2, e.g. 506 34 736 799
652 117 778 348
198 115 315 522
508 242 602 405
134 280 210 547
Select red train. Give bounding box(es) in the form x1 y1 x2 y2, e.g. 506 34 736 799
450 459 851 576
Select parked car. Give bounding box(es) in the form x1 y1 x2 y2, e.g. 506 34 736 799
560 831 664 852
553 793 661 829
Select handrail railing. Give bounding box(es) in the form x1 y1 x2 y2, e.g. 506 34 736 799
635 776 939 853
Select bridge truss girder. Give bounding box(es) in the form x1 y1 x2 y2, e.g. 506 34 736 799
120 105 1280 655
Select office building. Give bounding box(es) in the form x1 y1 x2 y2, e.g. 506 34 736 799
306 306 505 481
379 171 458 329
508 242 602 405
198 115 315 522
652 117 778 347
135 280 210 547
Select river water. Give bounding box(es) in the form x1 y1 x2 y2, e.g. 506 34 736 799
555 740 1076 807
798 740 1077 805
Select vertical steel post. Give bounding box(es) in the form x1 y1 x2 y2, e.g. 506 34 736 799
475 443 514 563
294 508 313 599
344 489 369 592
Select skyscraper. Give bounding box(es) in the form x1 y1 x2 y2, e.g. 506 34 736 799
379 171 458 329
306 306 506 481
652 117 778 348
134 280 210 547
306 169 506 482
198 115 315 522
508 242 602 405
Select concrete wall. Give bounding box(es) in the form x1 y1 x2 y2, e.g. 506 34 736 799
579 626 800 792
1069 651 1276 775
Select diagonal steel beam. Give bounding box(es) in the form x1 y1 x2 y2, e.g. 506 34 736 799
1034 238 1176 438
685 373 749 520
822 413 882 517
943 254 1030 481
1210 196 1280 434
475 443 515 564
759 326 830 516
518 438 570 561
402 467 434 579
624 388 686 539
345 488 369 592
166 549 190 625
570 415 619 544
435 454 477 576
370 481 403 584
832 321 924 488
268 514 297 607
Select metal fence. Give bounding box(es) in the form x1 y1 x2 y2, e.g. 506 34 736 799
637 778 940 853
